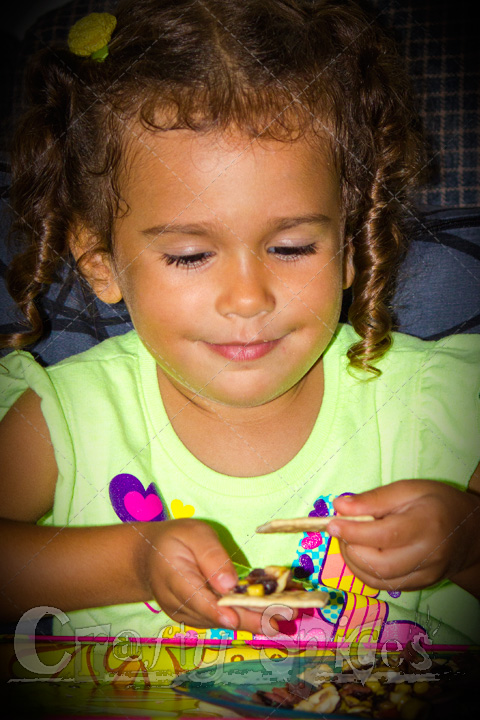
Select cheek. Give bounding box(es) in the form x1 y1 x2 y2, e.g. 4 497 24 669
299 264 344 312
129 290 198 350
117 263 164 316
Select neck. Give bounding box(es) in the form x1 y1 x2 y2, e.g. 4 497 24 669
156 361 324 476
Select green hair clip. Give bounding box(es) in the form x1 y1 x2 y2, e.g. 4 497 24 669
68 12 117 62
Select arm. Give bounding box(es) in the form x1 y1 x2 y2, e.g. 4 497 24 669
329 471 480 599
0 517 259 629
0 518 156 618
0 391 264 633
448 462 480 596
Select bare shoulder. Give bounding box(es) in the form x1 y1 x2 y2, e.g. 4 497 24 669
0 389 58 521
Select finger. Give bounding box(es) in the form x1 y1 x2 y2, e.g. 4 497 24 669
168 581 265 634
166 581 237 630
232 607 266 635
331 561 431 593
328 513 415 549
169 604 267 635
257 605 294 637
340 541 436 587
333 480 434 517
331 546 403 591
187 523 238 595
167 560 240 629
223 604 297 637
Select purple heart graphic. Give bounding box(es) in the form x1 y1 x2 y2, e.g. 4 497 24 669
309 498 329 518
299 554 315 576
109 473 167 523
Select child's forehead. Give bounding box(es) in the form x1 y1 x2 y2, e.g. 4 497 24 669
122 125 336 184
114 125 342 233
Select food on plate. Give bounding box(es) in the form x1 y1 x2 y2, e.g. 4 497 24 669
252 647 480 718
217 566 329 608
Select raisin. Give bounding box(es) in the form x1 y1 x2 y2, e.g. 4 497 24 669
260 578 277 594
293 566 312 580
248 568 267 579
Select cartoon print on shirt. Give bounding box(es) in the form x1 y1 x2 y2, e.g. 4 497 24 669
170 499 195 519
292 494 428 644
109 475 200 619
109 473 168 614
299 497 330 551
109 473 167 522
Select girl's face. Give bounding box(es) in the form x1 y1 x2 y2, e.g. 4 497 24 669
106 129 353 409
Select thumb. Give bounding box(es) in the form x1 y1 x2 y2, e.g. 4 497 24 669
192 523 238 595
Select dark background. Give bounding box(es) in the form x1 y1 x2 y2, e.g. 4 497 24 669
4 2 66 39
0 0 479 358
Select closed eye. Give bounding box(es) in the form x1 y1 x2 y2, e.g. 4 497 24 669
163 242 317 268
268 243 318 260
162 252 213 268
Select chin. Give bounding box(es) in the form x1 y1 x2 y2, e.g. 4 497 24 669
201 382 289 409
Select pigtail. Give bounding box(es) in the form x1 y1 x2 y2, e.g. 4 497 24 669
1 48 115 351
346 190 404 375
340 28 427 374
1 51 78 349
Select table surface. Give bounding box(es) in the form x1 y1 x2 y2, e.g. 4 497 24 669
2 637 478 718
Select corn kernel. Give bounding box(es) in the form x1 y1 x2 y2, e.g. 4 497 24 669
365 678 382 694
413 681 429 695
400 697 428 720
390 690 410 707
246 583 265 596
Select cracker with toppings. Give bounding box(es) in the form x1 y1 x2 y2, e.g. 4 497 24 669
256 514 374 534
217 566 329 608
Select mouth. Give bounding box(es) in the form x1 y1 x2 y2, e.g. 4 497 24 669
206 339 281 362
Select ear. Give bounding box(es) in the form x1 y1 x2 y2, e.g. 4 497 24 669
69 228 123 304
343 240 355 290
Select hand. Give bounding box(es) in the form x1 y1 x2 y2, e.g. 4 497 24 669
328 480 480 594
139 519 277 634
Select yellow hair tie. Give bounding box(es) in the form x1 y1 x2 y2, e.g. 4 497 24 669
68 13 117 61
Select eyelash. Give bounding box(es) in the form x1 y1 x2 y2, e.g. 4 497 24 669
163 252 213 269
268 243 318 260
162 243 318 268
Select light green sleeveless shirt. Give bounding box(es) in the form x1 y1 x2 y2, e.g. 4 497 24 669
1 325 479 644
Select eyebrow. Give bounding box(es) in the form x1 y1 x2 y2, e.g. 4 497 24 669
141 213 331 239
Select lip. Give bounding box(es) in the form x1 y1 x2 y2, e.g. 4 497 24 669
206 339 281 361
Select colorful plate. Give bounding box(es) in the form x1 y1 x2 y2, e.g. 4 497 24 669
174 656 358 718
173 651 479 718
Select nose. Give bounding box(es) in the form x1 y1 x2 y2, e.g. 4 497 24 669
215 255 276 318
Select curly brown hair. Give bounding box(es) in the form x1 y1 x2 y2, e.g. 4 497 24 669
2 0 426 373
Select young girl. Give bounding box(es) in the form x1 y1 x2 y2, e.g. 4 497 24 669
1 0 479 648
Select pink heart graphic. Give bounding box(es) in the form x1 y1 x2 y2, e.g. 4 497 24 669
301 532 323 550
124 491 164 522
